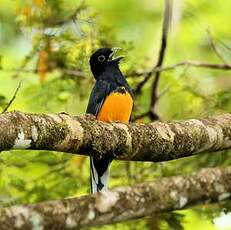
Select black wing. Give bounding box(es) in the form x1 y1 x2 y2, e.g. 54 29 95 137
87 79 112 192
86 79 111 116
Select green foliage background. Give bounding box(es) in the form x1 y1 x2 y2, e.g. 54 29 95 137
0 0 230 229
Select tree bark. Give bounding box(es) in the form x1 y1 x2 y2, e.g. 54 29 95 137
0 166 230 229
0 111 230 162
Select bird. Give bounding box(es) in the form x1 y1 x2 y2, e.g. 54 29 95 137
87 47 133 193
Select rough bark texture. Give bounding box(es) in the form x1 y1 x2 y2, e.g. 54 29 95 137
0 166 230 229
0 111 230 162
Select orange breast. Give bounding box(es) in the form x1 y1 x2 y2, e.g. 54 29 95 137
97 91 133 123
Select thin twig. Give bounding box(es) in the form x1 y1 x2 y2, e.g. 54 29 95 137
132 111 151 122
2 61 230 78
218 39 231 52
132 86 170 122
132 111 160 122
134 0 172 95
207 29 227 64
12 48 38 79
62 69 86 78
156 85 171 101
150 0 172 119
1 68 86 78
2 81 22 113
1 68 36 73
129 61 231 77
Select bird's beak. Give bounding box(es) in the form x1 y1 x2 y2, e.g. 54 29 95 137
108 47 124 62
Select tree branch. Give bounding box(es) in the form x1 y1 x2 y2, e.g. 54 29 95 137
0 111 230 162
2 61 230 79
2 81 22 113
134 0 172 95
132 111 154 121
128 61 231 77
149 0 172 120
0 68 86 78
207 29 228 64
0 166 230 229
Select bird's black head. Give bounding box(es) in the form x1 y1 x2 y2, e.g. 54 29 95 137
89 47 124 79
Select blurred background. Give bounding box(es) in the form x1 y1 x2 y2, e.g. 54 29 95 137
0 0 230 229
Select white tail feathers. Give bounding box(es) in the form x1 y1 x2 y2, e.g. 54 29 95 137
90 157 110 193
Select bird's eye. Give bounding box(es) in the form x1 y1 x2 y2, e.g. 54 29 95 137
98 55 105 62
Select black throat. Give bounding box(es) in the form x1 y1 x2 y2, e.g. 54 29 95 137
91 62 120 80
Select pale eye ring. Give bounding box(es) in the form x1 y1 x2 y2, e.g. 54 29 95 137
98 55 105 62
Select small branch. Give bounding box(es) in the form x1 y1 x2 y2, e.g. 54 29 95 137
12 48 38 79
207 29 227 64
0 68 36 73
62 68 86 78
158 61 231 71
132 111 160 122
157 85 171 100
218 40 231 52
132 111 151 121
134 0 172 95
2 81 22 113
0 166 230 229
133 85 171 122
150 0 172 119
0 111 230 162
1 68 86 78
129 61 231 77
2 61 229 79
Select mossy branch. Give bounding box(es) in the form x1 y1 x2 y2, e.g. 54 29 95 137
0 111 230 162
0 166 230 229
